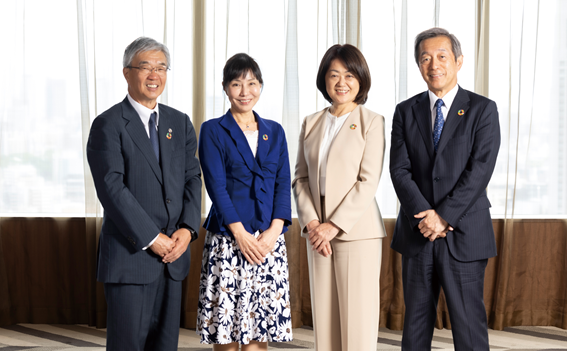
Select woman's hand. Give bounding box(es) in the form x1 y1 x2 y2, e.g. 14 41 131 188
257 219 285 257
308 222 340 255
305 219 320 233
228 222 266 265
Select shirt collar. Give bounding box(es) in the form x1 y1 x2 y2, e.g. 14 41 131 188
428 84 459 112
127 94 160 125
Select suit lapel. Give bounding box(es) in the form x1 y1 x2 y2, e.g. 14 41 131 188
305 109 327 216
436 87 470 154
157 109 175 179
328 105 360 161
412 92 435 160
219 110 263 176
255 113 271 169
122 98 163 184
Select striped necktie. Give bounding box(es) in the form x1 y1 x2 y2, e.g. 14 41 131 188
433 99 444 152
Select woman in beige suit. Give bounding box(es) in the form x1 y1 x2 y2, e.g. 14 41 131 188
292 44 386 351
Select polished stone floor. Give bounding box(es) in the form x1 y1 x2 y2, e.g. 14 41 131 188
0 324 566 350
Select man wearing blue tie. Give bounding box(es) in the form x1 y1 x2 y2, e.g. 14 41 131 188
390 28 501 350
87 37 201 350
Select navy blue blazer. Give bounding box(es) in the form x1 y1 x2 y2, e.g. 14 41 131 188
390 87 500 262
199 110 292 236
87 97 202 284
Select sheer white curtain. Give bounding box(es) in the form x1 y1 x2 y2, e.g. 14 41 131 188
1 0 565 221
487 0 567 219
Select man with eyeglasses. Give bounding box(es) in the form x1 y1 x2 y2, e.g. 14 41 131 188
87 37 201 350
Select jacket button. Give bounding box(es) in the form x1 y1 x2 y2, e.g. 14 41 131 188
166 199 171 204
161 228 166 233
434 177 440 182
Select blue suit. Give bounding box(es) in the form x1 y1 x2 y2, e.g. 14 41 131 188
199 110 292 236
87 97 201 350
390 87 500 350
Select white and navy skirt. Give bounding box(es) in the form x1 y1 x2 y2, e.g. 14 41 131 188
196 230 293 345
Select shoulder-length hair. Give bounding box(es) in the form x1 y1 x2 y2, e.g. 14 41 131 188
316 44 371 105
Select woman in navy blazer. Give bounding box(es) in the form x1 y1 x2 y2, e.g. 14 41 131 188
196 53 293 350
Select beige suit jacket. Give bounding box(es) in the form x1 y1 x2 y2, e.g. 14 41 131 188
292 105 387 241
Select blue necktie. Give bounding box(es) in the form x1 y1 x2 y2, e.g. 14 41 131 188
149 112 160 162
433 99 444 152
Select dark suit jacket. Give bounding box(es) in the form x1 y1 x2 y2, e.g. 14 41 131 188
199 110 292 236
390 87 500 262
87 97 201 284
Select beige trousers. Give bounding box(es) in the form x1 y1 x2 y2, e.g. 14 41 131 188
306 237 383 351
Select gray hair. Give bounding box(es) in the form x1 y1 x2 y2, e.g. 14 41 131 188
414 27 462 65
123 37 171 68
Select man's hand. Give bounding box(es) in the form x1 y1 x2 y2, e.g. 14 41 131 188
149 233 175 258
162 228 192 263
308 222 340 257
415 209 453 241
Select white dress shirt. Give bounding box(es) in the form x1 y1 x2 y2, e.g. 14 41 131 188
127 94 160 137
127 94 160 250
318 110 350 196
428 84 459 129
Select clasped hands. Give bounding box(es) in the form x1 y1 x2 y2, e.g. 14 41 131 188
414 209 453 242
149 228 192 264
306 219 339 258
232 219 284 265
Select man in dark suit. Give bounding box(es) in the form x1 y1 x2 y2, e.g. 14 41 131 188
390 28 500 350
87 37 201 351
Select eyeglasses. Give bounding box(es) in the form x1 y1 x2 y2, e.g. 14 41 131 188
127 64 169 75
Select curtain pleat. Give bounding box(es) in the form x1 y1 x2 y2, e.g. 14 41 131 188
1 0 566 334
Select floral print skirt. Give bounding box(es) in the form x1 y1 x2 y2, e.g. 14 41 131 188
196 231 293 345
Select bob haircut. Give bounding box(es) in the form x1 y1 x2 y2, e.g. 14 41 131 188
316 44 371 105
222 53 263 90
123 37 171 68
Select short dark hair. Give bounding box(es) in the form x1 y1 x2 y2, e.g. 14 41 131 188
222 53 263 90
316 44 371 105
414 27 462 65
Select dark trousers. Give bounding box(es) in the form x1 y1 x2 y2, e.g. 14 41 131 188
104 268 182 351
401 238 489 351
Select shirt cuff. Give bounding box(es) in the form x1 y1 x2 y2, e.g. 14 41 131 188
142 233 160 250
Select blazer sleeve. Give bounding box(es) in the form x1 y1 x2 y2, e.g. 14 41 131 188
87 116 160 250
435 101 501 227
271 125 292 226
292 117 320 231
327 113 385 234
390 103 434 228
198 122 241 226
178 114 202 239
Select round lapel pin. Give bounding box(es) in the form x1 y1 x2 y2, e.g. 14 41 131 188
458 109 465 116
263 134 268 141
350 124 357 130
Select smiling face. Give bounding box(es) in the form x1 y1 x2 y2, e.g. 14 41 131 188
325 59 360 110
123 50 167 109
224 70 262 117
418 36 463 98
